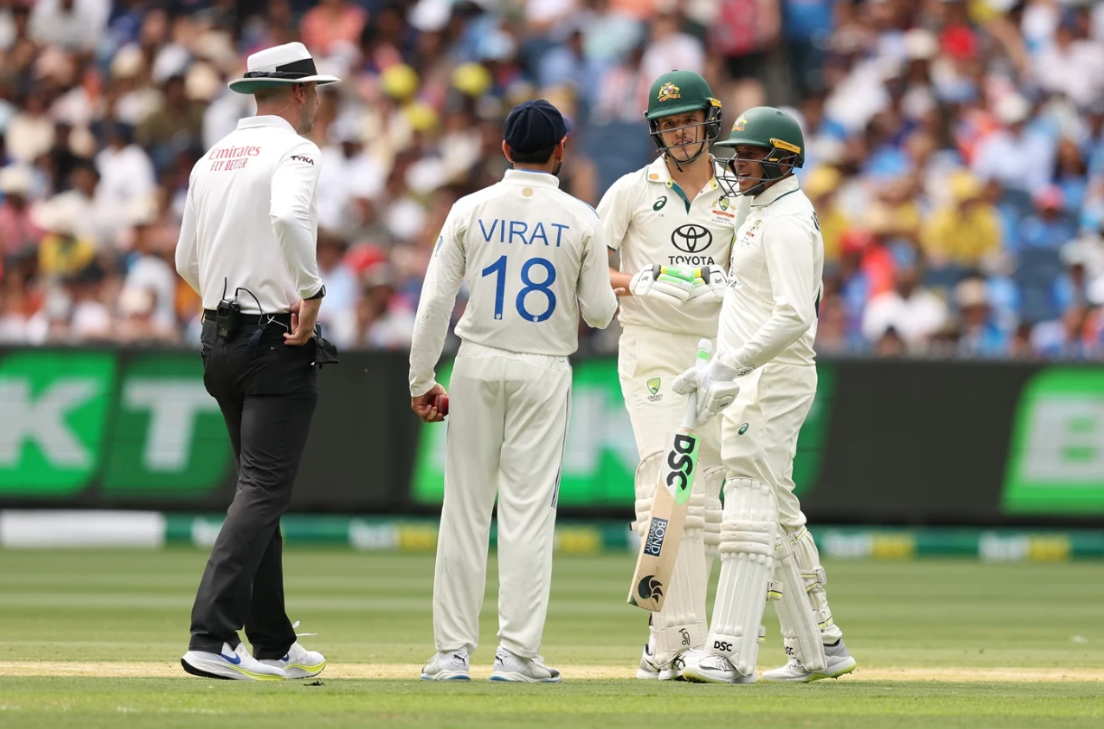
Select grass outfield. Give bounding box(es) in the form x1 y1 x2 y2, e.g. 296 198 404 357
0 548 1102 728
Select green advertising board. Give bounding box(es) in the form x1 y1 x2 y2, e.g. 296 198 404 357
1003 367 1104 515
411 359 835 508
0 350 232 499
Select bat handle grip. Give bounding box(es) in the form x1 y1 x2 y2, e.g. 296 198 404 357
682 339 712 428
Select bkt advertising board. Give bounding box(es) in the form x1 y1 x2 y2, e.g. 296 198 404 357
1 348 1102 525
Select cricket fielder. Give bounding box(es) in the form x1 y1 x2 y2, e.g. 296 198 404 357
409 100 618 683
672 107 856 683
598 70 745 679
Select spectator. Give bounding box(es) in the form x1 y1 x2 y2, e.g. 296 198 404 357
804 165 849 264
862 263 949 353
921 170 1001 268
971 94 1056 194
955 277 1008 357
0 165 42 262
300 0 367 57
641 4 704 83
134 75 205 171
1032 13 1104 110
330 264 415 351
1018 185 1077 251
315 230 359 333
29 0 108 53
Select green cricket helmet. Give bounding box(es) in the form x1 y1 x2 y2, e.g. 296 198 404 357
644 70 723 166
713 106 805 197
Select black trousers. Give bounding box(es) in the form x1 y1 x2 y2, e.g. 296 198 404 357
188 318 318 658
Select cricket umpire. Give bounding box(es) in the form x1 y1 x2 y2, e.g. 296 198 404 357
175 42 336 681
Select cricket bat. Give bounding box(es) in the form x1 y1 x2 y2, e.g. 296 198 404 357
627 338 712 612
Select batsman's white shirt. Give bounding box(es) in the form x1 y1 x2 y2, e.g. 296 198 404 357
598 155 738 338
720 175 823 369
718 175 825 527
175 116 324 312
408 168 617 659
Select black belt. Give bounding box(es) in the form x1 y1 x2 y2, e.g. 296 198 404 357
203 310 293 327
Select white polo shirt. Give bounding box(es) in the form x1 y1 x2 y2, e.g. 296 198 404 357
409 169 618 396
175 116 325 314
597 155 741 338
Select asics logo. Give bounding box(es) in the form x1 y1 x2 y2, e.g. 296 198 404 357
220 652 242 665
281 653 290 661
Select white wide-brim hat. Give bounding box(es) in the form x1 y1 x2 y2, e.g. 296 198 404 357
228 42 340 94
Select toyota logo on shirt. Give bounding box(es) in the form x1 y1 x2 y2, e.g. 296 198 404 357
671 224 713 253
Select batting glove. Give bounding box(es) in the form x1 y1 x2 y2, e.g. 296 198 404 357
686 266 730 307
629 265 695 306
671 355 748 425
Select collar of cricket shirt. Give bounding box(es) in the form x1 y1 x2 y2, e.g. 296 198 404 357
504 168 561 188
645 156 719 213
750 174 801 208
236 115 297 132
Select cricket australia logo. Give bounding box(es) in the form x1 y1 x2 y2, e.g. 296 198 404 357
658 83 681 102
647 377 662 402
733 115 749 132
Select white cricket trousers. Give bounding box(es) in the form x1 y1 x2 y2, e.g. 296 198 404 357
720 362 817 528
432 341 572 660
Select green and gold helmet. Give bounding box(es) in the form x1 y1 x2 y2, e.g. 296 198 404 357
644 70 723 166
713 106 805 197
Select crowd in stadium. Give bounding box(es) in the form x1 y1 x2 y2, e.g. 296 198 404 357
0 0 1102 359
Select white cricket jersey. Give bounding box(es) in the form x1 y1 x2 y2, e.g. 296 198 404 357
175 116 324 313
597 155 740 337
409 169 618 396
720 176 824 369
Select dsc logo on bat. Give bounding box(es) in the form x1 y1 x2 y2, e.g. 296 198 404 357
665 434 698 494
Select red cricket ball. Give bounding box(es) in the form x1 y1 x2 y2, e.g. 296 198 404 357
433 394 449 416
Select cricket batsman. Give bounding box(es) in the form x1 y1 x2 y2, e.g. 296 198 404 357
671 107 857 683
409 100 618 682
598 70 745 679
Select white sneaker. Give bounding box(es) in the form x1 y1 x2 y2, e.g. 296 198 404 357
489 647 561 683
258 642 326 679
182 642 287 681
421 648 471 681
637 641 661 680
761 639 857 683
670 648 707 681
681 653 758 684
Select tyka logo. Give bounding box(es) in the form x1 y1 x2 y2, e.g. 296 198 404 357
671 224 712 254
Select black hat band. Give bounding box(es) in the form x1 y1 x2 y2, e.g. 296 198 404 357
243 57 318 80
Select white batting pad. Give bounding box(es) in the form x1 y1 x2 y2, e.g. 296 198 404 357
774 528 827 672
788 526 843 643
707 478 777 677
651 499 707 661
700 466 724 570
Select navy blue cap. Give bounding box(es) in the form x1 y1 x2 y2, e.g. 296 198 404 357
503 99 572 154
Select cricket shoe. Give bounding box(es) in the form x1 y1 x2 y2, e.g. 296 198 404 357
761 639 857 683
489 647 561 683
638 640 698 681
680 653 758 684
181 642 287 681
258 642 326 679
420 648 471 681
